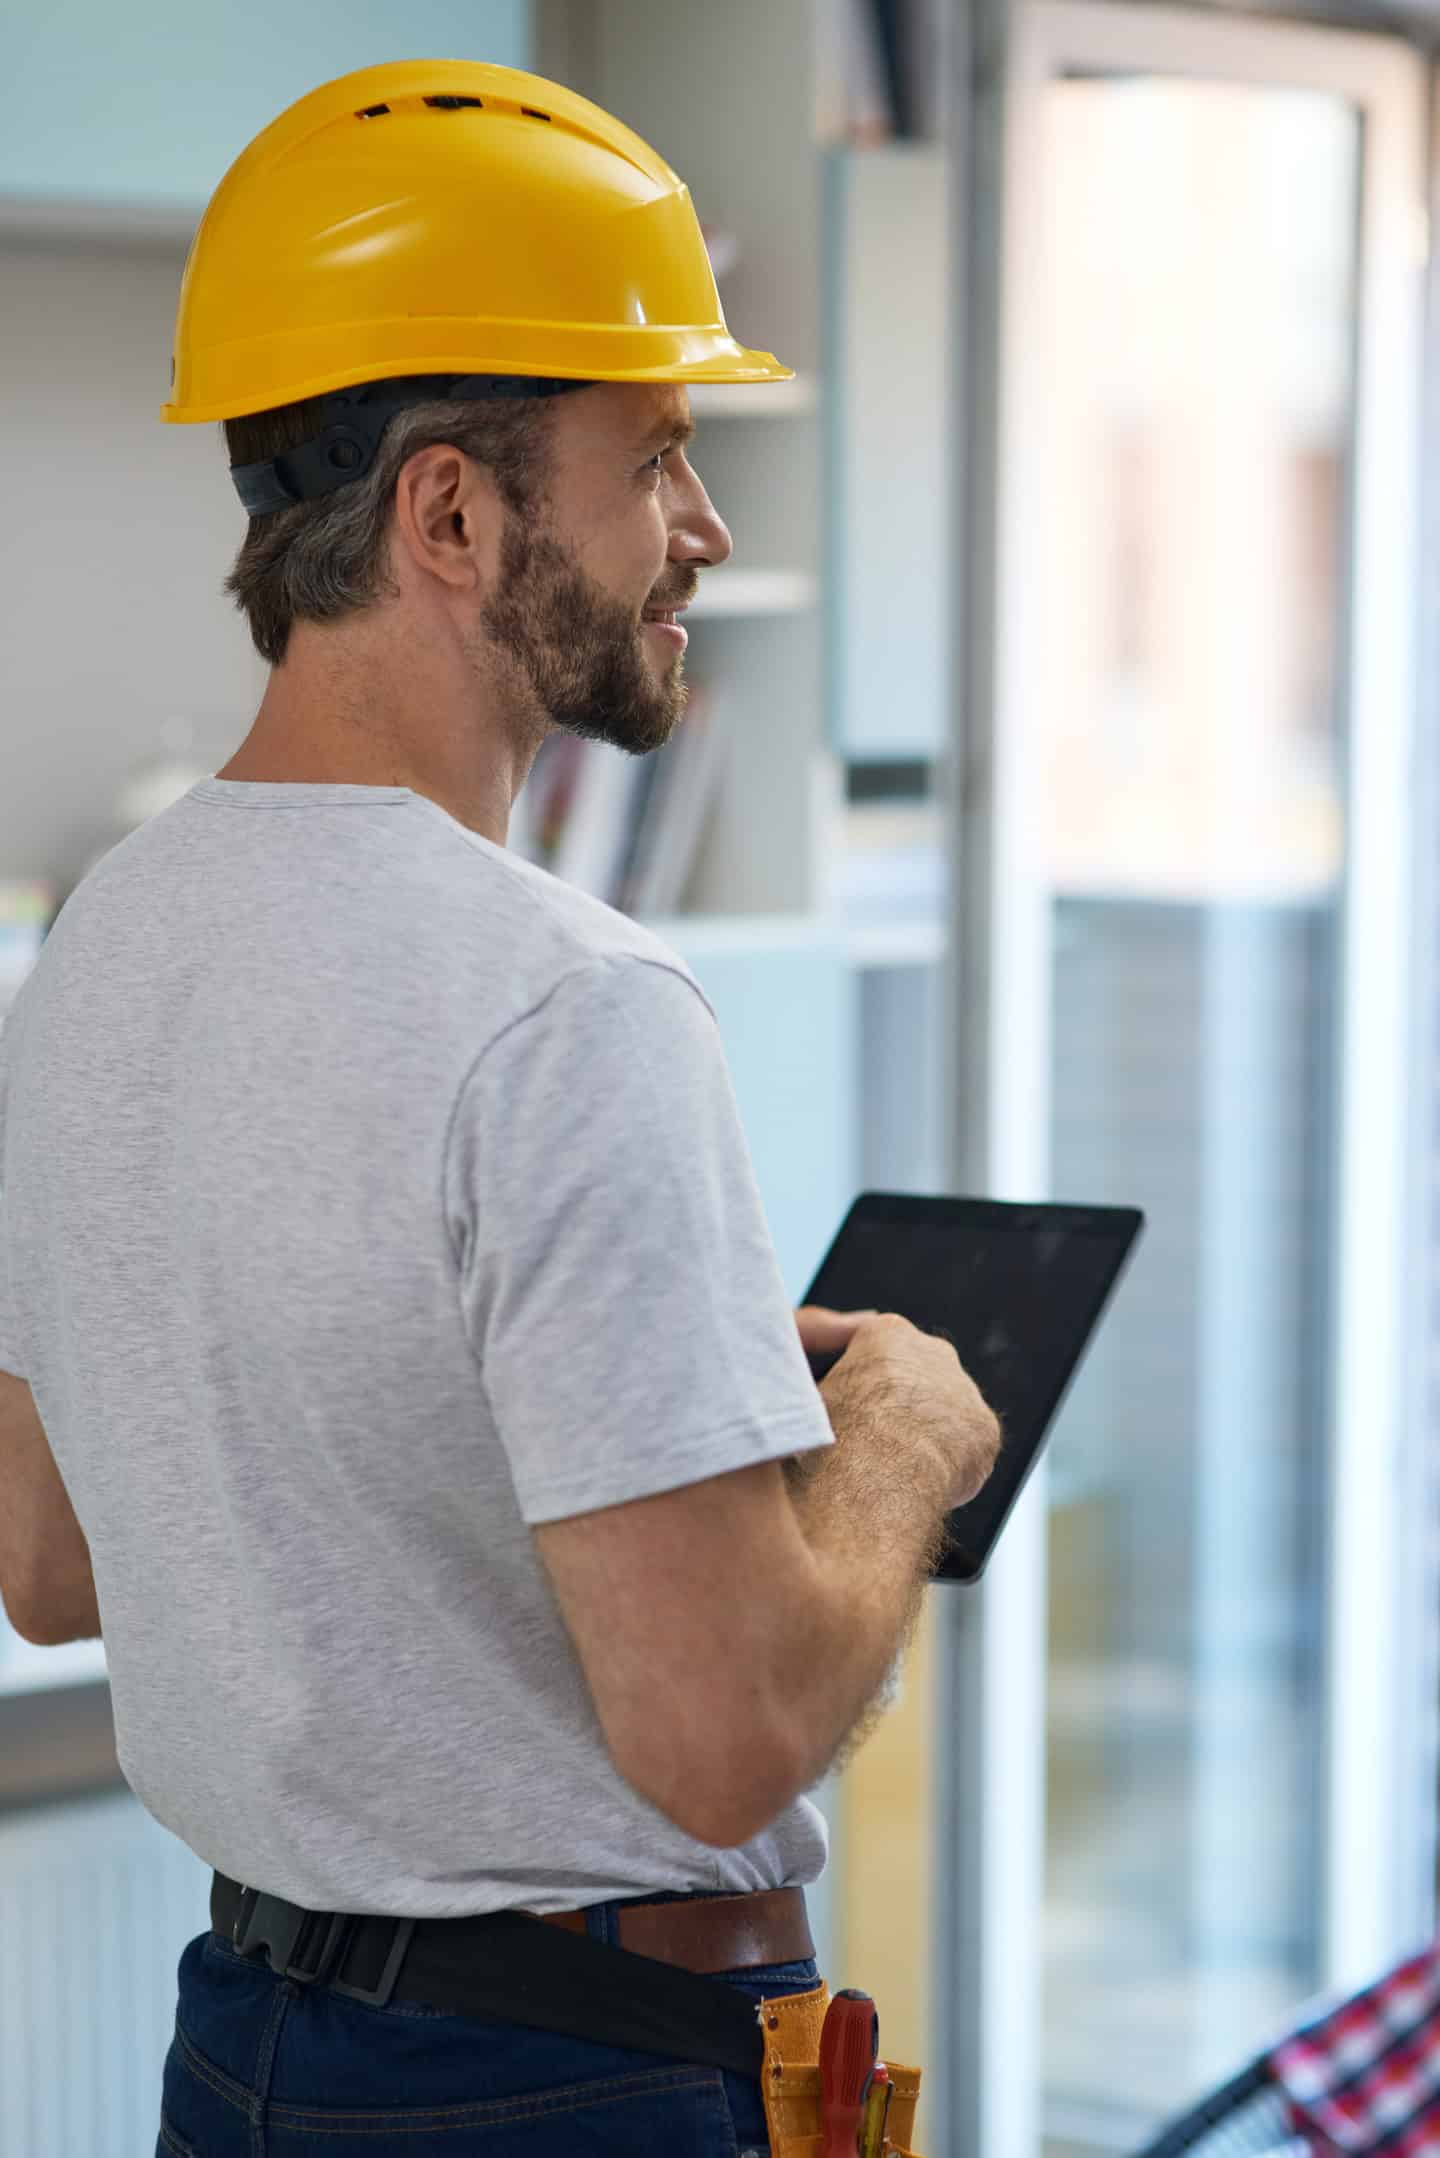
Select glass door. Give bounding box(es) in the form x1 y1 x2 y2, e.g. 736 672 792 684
1037 70 1355 2134
940 10 1432 2156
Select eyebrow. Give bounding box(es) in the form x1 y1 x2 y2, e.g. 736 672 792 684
640 413 697 453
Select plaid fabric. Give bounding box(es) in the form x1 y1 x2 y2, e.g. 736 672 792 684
1271 1947 1440 2155
1131 2076 1307 2157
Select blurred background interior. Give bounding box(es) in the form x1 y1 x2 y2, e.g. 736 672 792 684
4 1 1440 2154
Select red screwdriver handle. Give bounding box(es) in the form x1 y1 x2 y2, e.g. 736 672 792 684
819 1988 879 2157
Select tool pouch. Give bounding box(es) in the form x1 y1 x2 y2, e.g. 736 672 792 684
757 1981 924 2157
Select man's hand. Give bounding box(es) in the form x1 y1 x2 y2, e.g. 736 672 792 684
794 1304 877 1361
784 1306 877 1490
793 1305 1003 1516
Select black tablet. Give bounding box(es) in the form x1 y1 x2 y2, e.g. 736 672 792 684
801 1193 1145 1582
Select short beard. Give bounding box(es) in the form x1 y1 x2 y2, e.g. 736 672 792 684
477 508 688 757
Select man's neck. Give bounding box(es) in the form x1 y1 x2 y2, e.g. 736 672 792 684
224 622 540 845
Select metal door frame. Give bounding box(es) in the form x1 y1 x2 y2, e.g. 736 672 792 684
938 9 1434 2153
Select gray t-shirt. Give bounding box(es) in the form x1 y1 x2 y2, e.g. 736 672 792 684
0 778 835 1917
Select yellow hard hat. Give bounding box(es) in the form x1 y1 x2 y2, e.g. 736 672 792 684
162 57 794 429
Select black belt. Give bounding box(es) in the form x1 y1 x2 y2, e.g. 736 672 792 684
210 1871 803 2079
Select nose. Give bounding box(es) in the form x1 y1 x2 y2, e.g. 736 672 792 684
668 460 733 572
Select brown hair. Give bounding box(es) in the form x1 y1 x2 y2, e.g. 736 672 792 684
221 388 555 666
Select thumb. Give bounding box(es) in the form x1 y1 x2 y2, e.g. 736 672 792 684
794 1304 879 1354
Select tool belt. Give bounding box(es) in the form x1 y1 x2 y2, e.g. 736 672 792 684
211 1871 923 2153
757 1981 924 2156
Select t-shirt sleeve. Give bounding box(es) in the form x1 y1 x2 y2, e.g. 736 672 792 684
0 1189 23 1380
444 953 835 1525
0 1020 25 1379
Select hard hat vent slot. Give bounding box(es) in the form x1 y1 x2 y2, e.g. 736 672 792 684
521 108 552 123
424 95 483 110
357 104 390 119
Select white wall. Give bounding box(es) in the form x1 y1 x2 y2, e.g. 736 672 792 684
0 237 265 892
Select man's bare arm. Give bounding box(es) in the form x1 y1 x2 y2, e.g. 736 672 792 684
0 1372 102 1646
534 1312 999 1848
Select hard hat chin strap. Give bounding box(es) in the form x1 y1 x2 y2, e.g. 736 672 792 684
228 373 593 518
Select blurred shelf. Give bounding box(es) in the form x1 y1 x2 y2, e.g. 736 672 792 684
634 908 945 969
688 376 820 418
0 1633 108 1698
637 910 836 954
0 192 196 247
841 917 947 967
689 570 817 618
0 1680 122 1809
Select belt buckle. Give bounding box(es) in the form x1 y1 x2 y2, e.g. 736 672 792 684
231 1887 350 1988
329 1918 418 2008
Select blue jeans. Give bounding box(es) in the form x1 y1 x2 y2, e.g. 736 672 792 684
156 1892 821 2155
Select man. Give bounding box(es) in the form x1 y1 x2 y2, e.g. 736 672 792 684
0 58 999 2153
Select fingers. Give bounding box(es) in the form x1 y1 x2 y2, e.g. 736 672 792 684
793 1304 878 1353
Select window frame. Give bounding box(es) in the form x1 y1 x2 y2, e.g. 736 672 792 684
940 8 1435 2154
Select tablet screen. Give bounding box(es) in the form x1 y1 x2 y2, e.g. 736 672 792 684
802 1194 1143 1580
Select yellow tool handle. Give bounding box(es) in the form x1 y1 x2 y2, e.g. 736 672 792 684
859 2064 893 2156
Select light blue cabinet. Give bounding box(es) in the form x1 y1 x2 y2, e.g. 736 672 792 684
0 1 531 210
659 922 859 1302
657 921 857 1977
824 145 951 763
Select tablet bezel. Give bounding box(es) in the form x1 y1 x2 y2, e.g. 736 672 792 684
801 1192 1145 1583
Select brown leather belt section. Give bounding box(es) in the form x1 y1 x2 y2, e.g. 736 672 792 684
527 1887 814 1976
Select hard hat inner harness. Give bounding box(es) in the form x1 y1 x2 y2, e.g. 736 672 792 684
228 374 594 519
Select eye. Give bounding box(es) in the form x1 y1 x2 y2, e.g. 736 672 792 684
643 450 667 478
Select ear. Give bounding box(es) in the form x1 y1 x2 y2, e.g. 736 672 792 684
391 442 502 595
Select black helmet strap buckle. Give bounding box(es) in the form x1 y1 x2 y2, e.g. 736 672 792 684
228 373 592 518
